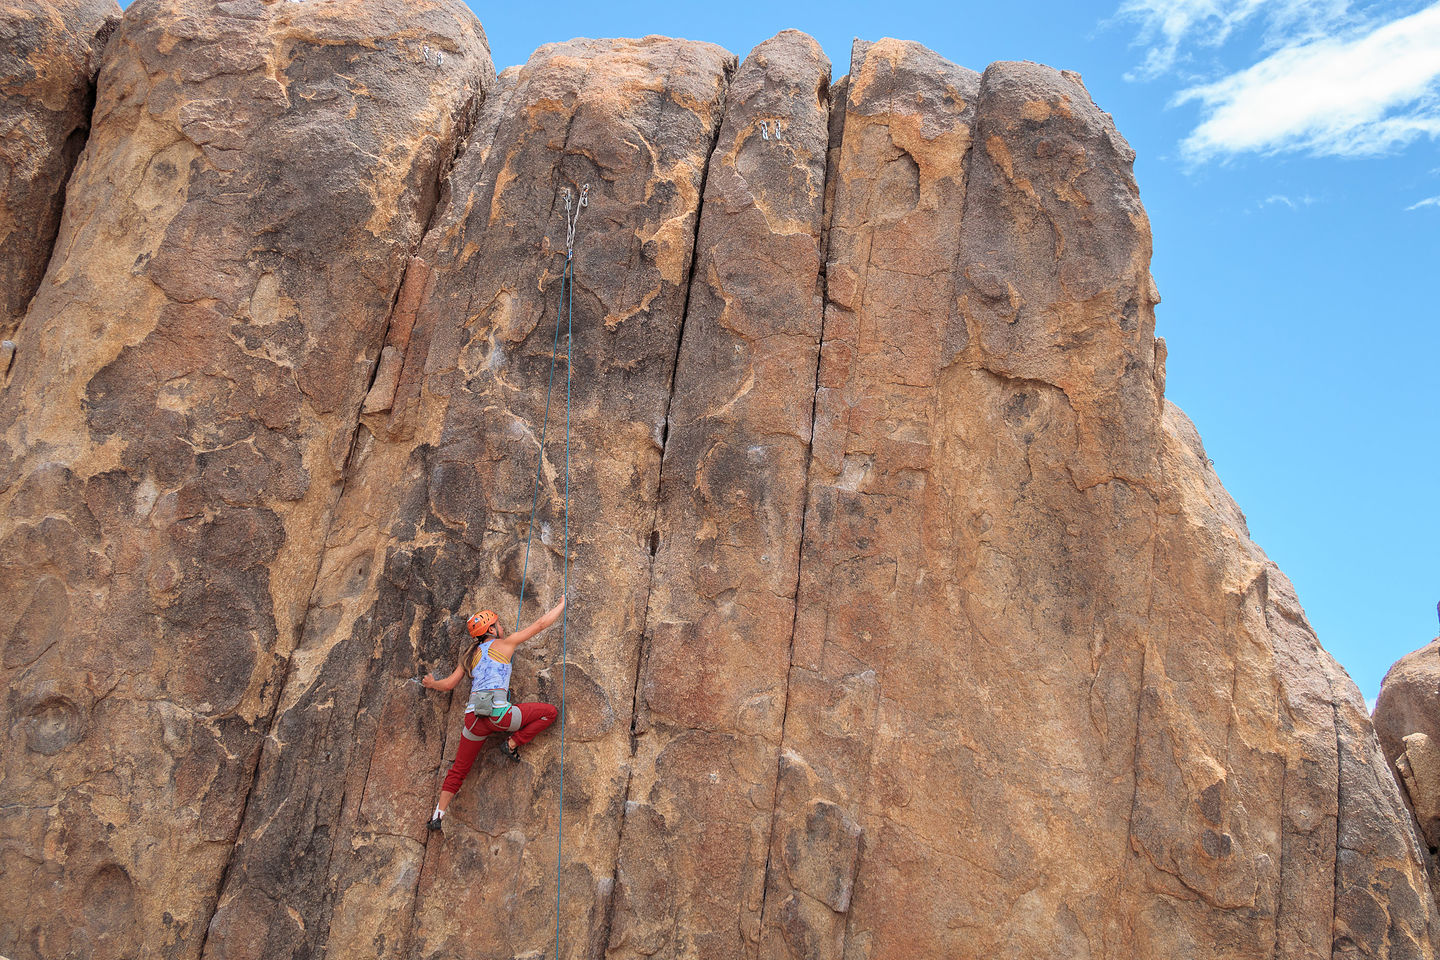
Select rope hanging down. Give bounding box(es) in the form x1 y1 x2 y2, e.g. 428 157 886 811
514 182 586 960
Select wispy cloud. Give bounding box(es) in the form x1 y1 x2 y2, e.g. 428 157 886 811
1117 0 1440 161
1260 193 1316 209
1116 0 1351 79
1406 195 1440 210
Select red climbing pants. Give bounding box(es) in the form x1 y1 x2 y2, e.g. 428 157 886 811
441 702 558 795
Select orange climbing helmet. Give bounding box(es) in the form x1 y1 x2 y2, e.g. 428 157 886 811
467 609 499 638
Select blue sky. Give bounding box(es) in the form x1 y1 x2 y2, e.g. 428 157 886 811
470 0 1439 707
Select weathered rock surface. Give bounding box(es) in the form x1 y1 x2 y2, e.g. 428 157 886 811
1 7 1437 960
194 29 738 960
610 30 831 958
0 0 491 955
1376 640 1440 861
0 0 119 339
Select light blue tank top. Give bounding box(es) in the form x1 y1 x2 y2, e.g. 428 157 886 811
469 640 512 702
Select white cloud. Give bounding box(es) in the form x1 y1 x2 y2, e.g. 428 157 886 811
1406 195 1440 209
1116 0 1352 79
1260 193 1317 208
1174 2 1440 159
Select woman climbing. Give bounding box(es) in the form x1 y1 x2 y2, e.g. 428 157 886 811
422 596 565 831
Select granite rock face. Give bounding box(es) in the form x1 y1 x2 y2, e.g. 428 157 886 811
610 31 831 958
0 0 491 955
1 0 119 339
1 7 1437 960
199 31 736 960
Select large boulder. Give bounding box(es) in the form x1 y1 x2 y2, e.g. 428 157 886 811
0 0 492 956
609 30 833 957
200 31 737 960
1 17 1436 960
743 44 1437 960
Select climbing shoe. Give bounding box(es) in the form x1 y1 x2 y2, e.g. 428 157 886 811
501 740 521 763
426 815 444 832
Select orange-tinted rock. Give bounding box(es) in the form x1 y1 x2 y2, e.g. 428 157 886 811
2 19 1436 960
756 40 984 960
0 0 491 956
1149 404 1431 958
400 36 735 960
0 0 118 339
196 34 736 960
607 30 831 960
753 45 1438 960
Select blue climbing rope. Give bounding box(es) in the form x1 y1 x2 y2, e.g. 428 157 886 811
554 230 574 960
514 260 568 628
512 183 586 960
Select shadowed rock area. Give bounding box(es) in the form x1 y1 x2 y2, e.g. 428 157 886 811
1 0 119 340
1 2 1437 958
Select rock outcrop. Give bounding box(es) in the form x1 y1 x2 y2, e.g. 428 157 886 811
607 31 831 958
202 31 737 960
1376 640 1440 864
0 0 490 955
2 2 1436 958
1 0 119 340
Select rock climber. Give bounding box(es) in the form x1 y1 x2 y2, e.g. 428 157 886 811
422 596 565 831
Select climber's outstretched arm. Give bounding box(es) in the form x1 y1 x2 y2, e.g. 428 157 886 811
422 659 466 692
492 596 565 660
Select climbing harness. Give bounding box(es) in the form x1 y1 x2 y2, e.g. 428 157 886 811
459 698 522 738
465 687 514 719
513 181 586 960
